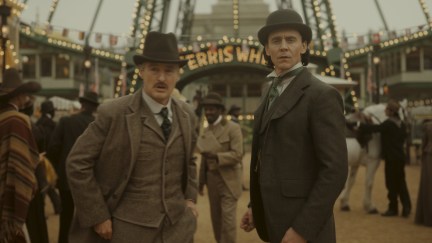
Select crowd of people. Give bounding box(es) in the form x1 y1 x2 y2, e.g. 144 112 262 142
0 8 431 243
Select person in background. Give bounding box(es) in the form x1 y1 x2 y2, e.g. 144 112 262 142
240 9 347 243
0 68 41 243
198 92 243 243
359 100 412 218
19 100 50 243
415 119 432 226
47 91 99 243
66 32 198 243
227 105 241 124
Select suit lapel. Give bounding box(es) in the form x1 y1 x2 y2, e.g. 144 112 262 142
258 69 311 134
126 91 145 169
140 101 165 141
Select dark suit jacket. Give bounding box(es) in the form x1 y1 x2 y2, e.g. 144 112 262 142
47 111 95 190
250 68 348 243
360 119 407 162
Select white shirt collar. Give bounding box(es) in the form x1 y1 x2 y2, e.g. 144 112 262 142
142 91 172 115
266 62 303 79
211 115 222 126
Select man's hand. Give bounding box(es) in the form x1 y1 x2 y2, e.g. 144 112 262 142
93 219 112 240
281 228 306 243
240 208 255 232
198 184 205 196
186 199 198 218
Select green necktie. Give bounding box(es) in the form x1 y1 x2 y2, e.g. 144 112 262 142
266 67 303 110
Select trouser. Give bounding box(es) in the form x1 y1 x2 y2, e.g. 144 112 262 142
111 209 197 243
59 189 74 243
26 192 49 243
207 171 238 243
385 160 411 212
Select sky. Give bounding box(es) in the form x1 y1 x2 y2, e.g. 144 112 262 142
19 0 432 46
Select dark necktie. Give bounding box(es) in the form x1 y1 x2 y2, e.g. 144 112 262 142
267 67 303 110
159 107 171 140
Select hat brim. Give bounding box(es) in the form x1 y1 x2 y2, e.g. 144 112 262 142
201 101 225 109
133 55 188 67
79 97 99 105
258 23 312 45
0 81 41 99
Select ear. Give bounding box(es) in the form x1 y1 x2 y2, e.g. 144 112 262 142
301 41 308 54
264 44 270 56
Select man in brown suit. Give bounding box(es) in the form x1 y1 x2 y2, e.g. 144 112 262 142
198 92 243 243
66 32 198 243
240 9 348 243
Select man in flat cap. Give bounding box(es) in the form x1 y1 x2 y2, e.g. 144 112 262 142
66 32 198 243
0 68 41 242
240 9 347 243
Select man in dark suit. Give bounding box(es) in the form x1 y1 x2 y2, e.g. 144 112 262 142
47 91 99 243
240 9 348 243
65 32 198 243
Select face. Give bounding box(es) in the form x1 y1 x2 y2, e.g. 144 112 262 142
139 62 180 105
265 28 307 74
204 105 222 124
10 93 32 109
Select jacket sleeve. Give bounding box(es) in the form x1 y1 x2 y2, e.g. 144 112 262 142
65 105 112 228
217 122 243 167
291 87 348 241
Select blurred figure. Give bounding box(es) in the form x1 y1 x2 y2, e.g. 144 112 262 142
415 119 432 226
0 68 41 242
198 92 243 243
227 105 241 124
19 101 49 243
47 91 99 243
359 100 412 217
36 100 62 215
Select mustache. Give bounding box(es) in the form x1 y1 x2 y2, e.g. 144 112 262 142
154 82 168 88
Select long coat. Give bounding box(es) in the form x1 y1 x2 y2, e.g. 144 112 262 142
199 118 243 199
250 68 348 243
65 90 198 242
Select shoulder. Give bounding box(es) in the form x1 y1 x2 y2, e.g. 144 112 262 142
173 98 196 119
98 95 133 114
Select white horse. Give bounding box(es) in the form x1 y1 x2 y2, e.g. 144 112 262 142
339 103 389 213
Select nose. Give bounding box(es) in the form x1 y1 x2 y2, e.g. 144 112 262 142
158 72 166 82
280 39 288 50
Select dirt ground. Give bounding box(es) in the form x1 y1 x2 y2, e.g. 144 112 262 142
45 153 432 243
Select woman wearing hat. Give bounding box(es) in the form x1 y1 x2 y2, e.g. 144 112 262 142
241 9 347 243
359 100 412 218
0 68 41 242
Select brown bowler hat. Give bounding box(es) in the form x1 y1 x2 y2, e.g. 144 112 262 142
258 9 312 45
201 92 225 110
133 32 188 67
0 68 41 100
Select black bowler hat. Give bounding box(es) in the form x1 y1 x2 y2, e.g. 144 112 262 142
133 31 188 67
0 68 41 100
79 91 99 106
258 9 312 45
201 92 225 110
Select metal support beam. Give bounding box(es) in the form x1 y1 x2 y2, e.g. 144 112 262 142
47 0 60 24
275 0 293 9
300 0 339 51
174 0 196 42
374 0 389 32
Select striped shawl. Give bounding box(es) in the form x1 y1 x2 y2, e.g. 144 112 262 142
0 105 39 242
